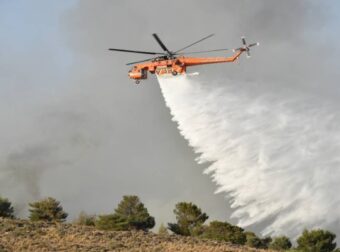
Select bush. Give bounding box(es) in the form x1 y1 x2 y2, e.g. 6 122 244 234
0 197 14 218
95 214 123 230
74 211 96 226
203 220 246 245
261 236 273 249
245 232 262 248
269 236 292 251
28 197 68 222
168 202 208 236
297 229 337 252
96 195 155 231
245 232 271 249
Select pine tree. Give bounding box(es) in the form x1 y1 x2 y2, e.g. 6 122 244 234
113 195 155 231
168 202 208 236
29 197 68 222
0 197 14 218
95 195 155 231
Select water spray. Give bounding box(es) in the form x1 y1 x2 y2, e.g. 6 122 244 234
157 74 340 238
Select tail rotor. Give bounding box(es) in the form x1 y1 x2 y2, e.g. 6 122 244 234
233 36 259 58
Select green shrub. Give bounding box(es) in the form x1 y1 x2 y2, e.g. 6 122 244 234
168 202 208 236
269 236 292 251
261 236 273 249
245 232 262 248
28 197 68 222
203 220 246 245
297 229 337 252
245 231 271 249
95 214 123 230
0 197 14 218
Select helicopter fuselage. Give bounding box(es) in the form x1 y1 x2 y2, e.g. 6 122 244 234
128 49 244 83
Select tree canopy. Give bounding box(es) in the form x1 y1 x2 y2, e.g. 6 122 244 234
269 236 292 251
96 195 155 231
29 197 68 222
297 229 337 252
168 202 208 236
245 231 272 249
203 220 246 245
0 197 14 218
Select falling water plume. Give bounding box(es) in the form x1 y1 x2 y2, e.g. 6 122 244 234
157 74 340 237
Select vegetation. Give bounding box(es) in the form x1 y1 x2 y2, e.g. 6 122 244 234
245 232 262 248
260 236 273 249
158 223 169 236
74 211 96 226
95 195 155 231
244 231 272 249
202 220 246 245
168 202 208 236
28 197 68 222
297 229 337 252
0 218 264 252
114 195 155 231
0 197 14 218
0 195 339 251
95 214 122 230
269 236 292 250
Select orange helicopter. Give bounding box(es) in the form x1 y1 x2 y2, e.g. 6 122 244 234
109 34 258 84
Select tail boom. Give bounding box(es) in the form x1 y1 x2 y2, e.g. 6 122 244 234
180 50 244 66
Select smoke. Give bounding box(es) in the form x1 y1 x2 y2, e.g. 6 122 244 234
158 74 340 237
0 94 105 215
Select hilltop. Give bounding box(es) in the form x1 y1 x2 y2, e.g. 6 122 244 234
0 218 269 252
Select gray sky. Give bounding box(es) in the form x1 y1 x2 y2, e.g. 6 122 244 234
1 0 340 234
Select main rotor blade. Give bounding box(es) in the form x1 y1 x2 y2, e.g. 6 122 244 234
108 48 165 55
177 48 229 55
152 33 172 54
242 37 247 45
248 42 259 47
126 57 158 66
175 34 215 53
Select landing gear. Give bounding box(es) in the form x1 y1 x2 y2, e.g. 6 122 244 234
135 80 140 84
172 71 178 76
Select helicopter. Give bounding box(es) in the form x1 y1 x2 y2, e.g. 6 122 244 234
109 34 258 84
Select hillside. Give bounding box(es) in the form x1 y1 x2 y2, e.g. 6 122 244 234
0 218 270 252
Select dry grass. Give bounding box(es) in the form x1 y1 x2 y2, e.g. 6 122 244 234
0 218 271 252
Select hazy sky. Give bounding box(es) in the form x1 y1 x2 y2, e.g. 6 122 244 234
1 0 340 233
